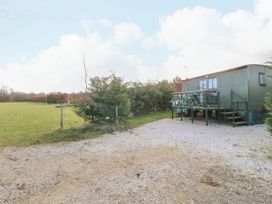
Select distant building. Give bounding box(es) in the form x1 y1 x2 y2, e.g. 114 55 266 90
172 64 272 126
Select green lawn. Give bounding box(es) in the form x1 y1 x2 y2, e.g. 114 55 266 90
0 102 83 147
126 111 171 128
0 102 170 147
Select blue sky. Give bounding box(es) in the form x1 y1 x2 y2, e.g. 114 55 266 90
1 0 271 93
0 0 254 68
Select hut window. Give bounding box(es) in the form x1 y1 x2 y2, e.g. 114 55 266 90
259 72 266 86
208 79 213 89
199 78 217 90
213 78 217 89
202 80 207 89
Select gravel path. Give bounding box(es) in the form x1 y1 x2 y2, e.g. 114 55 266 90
0 119 272 203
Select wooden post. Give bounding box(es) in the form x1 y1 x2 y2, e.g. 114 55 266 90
246 102 249 125
205 107 208 126
115 106 119 127
232 111 235 128
60 104 63 129
191 108 194 123
171 107 174 119
180 102 183 121
180 94 183 121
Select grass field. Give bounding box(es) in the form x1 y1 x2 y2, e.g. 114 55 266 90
0 103 170 147
126 111 171 128
0 103 83 147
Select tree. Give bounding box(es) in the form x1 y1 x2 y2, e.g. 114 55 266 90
0 85 13 102
82 50 89 125
127 80 173 115
172 76 183 92
76 74 131 124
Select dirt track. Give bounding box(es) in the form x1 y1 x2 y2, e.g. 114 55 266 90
0 119 272 203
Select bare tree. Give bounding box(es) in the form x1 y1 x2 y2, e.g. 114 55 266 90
82 50 88 93
82 50 88 125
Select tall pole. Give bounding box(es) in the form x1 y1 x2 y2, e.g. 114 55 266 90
82 50 88 126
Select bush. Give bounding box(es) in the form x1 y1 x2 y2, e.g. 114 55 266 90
127 80 173 115
76 74 131 123
76 74 174 124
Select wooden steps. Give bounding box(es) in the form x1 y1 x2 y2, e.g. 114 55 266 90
233 121 248 126
221 111 236 115
220 110 247 127
225 116 243 120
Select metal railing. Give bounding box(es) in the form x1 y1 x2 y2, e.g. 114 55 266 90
172 89 220 108
230 89 248 112
230 89 249 124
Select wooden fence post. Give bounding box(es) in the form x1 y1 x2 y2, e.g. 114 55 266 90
115 106 119 127
205 107 209 126
60 104 63 129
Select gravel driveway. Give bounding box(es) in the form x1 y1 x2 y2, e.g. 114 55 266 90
0 119 272 203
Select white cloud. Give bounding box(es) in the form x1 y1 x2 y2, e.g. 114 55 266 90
156 3 272 79
80 20 94 33
113 22 143 44
99 19 113 28
1 0 272 92
0 32 154 93
255 0 272 19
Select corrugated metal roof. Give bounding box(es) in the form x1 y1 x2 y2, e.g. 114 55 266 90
183 64 272 82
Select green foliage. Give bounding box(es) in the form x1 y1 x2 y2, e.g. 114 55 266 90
46 93 68 104
0 102 83 147
44 123 115 143
126 111 170 128
46 111 170 144
128 80 173 115
0 102 170 147
77 74 173 122
76 74 131 123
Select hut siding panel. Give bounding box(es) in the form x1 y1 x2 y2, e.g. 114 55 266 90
248 65 272 110
183 68 248 108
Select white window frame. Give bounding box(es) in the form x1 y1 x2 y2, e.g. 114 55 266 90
258 72 266 86
199 77 218 90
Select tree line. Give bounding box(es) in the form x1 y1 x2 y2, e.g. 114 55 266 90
0 86 87 104
76 74 181 123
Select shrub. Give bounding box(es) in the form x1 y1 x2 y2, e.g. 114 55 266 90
76 74 131 123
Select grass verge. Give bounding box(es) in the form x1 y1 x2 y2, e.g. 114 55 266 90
42 111 171 144
0 110 171 147
126 111 171 128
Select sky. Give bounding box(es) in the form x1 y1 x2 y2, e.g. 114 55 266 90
0 0 272 93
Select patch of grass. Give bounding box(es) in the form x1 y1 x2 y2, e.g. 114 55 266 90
0 104 170 147
42 111 171 144
0 102 83 147
126 111 171 128
41 123 115 144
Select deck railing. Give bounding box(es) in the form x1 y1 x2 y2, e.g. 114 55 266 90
230 89 249 122
172 89 220 109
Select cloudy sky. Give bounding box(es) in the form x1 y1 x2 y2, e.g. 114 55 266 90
0 0 272 93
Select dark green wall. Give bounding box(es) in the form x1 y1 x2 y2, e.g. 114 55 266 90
247 64 272 110
183 67 248 108
182 65 272 124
